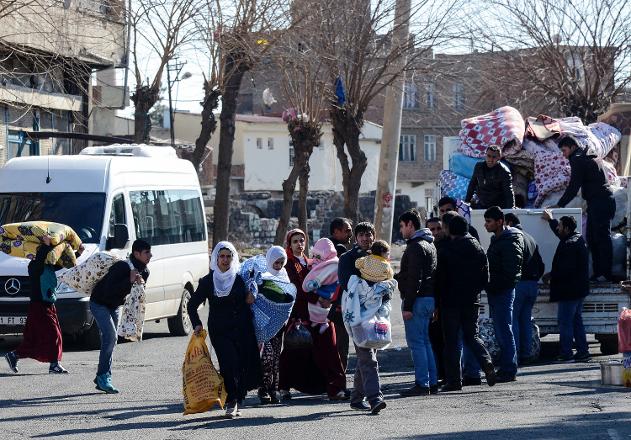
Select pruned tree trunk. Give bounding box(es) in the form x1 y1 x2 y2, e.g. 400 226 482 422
212 55 248 246
274 165 301 245
192 84 221 170
298 160 310 235
131 85 160 143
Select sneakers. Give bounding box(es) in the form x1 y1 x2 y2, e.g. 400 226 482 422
369 399 386 415
225 401 239 419
258 388 271 405
399 384 430 397
49 363 69 374
350 400 371 411
573 352 591 362
95 373 119 394
269 391 280 404
462 376 482 386
4 351 18 373
440 383 462 392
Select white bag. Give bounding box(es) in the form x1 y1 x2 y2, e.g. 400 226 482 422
117 261 146 341
351 315 392 350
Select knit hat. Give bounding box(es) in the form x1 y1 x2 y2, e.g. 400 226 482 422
355 254 394 283
310 238 338 264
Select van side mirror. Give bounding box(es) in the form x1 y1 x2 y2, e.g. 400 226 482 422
106 224 129 250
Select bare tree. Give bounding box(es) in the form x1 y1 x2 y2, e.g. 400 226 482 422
129 0 201 142
272 34 329 243
470 0 631 123
314 0 460 223
195 0 291 245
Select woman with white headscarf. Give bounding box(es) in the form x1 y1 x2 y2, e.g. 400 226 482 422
258 245 292 404
188 241 261 419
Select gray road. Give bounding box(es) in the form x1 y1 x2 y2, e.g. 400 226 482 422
1 297 630 440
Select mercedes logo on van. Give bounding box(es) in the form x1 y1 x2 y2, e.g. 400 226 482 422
4 278 21 295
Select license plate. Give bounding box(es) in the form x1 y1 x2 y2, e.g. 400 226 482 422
0 316 27 325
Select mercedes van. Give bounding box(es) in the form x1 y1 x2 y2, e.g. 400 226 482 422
0 145 209 347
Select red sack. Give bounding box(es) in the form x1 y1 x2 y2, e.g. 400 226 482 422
618 308 631 352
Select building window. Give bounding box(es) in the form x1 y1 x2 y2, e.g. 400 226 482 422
256 138 263 149
426 83 435 110
424 135 436 161
267 137 274 150
289 139 295 166
7 130 35 160
403 82 419 109
453 83 464 111
399 135 416 162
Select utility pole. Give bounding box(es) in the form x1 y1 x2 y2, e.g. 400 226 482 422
374 0 411 242
166 59 188 149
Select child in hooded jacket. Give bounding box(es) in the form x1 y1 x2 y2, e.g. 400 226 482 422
302 238 339 334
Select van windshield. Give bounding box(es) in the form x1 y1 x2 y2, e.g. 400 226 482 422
0 192 106 243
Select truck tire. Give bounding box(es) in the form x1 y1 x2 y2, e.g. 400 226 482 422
597 334 618 355
81 322 102 350
168 288 193 337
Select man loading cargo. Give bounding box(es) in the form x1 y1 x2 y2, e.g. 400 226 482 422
549 137 615 282
465 146 515 209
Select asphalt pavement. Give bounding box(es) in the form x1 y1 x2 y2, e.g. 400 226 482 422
1 296 630 440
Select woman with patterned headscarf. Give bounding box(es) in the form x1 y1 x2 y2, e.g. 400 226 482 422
188 241 261 419
278 229 348 402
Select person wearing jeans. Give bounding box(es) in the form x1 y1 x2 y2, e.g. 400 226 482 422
505 213 545 363
483 207 524 382
542 211 590 362
395 209 438 396
90 239 152 393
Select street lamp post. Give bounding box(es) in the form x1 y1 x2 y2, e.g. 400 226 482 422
166 59 192 148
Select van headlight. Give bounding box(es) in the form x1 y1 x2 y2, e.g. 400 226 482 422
56 282 76 295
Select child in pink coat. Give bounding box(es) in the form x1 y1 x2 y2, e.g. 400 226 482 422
302 238 339 334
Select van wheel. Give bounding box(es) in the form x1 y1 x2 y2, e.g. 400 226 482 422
597 334 618 355
82 322 101 350
168 288 193 336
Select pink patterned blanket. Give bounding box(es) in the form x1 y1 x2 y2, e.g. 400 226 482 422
458 106 525 158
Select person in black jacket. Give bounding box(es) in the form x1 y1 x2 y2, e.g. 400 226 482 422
465 146 515 209
542 211 590 362
395 210 438 396
505 213 545 363
328 217 353 372
90 239 151 394
549 137 615 282
483 206 523 382
436 215 496 391
438 197 480 241
5 236 79 375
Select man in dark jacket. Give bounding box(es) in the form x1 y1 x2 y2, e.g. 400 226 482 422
437 214 496 391
550 137 615 282
395 210 438 396
438 196 480 241
337 222 374 372
505 213 545 363
328 217 353 371
465 146 515 209
542 211 590 362
483 206 523 382
90 239 151 394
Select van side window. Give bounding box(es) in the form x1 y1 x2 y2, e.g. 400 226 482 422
108 193 126 236
129 190 206 245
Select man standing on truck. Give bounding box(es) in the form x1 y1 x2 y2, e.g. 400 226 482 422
465 146 515 209
483 206 524 382
549 137 615 282
505 213 545 363
541 211 591 362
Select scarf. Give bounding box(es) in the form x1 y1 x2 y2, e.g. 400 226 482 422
265 245 290 283
210 241 240 297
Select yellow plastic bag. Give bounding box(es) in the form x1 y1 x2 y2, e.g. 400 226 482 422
182 330 227 415
623 368 631 388
0 221 81 250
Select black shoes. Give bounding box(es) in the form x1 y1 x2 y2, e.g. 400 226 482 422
573 352 591 362
258 388 272 405
350 400 371 411
462 376 482 386
482 363 496 387
429 384 440 395
369 399 386 415
440 383 462 392
399 384 430 397
49 363 69 374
